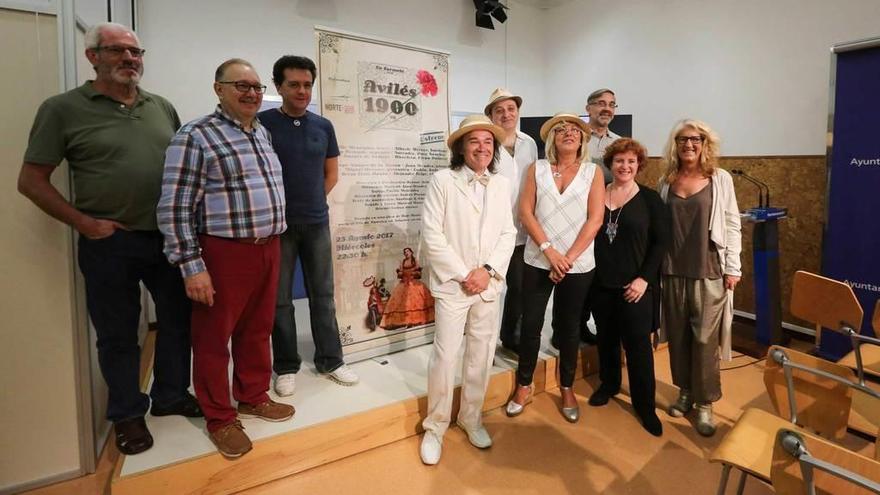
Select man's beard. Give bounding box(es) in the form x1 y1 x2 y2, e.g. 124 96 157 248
109 64 142 85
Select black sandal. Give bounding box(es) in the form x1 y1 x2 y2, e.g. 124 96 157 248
115 417 153 455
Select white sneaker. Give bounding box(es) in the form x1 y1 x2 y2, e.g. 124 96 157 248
456 421 492 449
325 364 359 386
420 431 442 465
274 374 296 397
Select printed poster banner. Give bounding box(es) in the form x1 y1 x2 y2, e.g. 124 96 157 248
316 27 450 360
821 41 880 359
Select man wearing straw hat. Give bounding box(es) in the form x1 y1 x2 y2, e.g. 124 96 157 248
419 115 517 465
484 88 538 354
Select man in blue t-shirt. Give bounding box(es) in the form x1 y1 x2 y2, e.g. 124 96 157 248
259 55 358 396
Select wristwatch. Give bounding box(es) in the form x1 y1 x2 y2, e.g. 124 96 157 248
483 263 497 278
539 241 552 252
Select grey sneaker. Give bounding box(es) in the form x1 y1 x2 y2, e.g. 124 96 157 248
667 389 693 418
325 364 359 386
695 403 717 437
274 373 296 397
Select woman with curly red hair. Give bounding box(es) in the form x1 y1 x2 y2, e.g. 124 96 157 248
588 138 669 437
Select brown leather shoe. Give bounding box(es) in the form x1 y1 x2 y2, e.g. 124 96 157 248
210 420 252 458
237 399 295 422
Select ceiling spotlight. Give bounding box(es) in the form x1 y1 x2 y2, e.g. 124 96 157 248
474 0 508 30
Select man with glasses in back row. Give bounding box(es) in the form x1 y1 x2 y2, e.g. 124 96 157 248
18 22 200 456
158 58 292 458
585 88 621 184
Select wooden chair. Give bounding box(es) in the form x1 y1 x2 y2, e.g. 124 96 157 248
709 346 879 494
839 300 880 381
790 270 863 354
791 272 880 440
763 346 855 440
771 428 880 494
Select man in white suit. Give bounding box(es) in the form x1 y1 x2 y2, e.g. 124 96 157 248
419 115 517 465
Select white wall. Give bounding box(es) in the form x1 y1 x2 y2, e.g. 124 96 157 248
140 0 880 156
138 0 547 123
542 0 880 156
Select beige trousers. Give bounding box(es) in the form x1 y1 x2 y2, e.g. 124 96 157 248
662 276 726 404
422 295 500 439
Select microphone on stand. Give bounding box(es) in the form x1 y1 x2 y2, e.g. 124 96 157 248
731 169 770 207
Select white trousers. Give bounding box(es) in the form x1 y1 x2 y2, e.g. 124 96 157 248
422 295 500 439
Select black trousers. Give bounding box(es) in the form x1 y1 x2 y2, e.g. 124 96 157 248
499 245 526 349
517 265 594 388
78 230 192 422
592 286 657 418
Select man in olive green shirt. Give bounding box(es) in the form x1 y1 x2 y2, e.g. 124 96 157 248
18 22 200 455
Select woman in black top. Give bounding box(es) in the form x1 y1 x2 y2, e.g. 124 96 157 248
588 138 670 436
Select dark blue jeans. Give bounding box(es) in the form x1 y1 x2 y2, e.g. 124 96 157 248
272 222 344 374
77 229 192 423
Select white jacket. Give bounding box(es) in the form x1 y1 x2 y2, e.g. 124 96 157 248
420 167 517 302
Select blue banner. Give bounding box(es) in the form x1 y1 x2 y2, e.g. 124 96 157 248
821 43 880 359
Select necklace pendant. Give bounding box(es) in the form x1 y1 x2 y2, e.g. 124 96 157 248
552 171 562 178
605 222 618 244
293 119 301 127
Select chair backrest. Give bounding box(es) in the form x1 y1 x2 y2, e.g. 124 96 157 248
791 271 864 346
764 345 856 440
771 429 880 495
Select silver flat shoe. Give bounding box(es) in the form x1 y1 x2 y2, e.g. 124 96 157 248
560 387 580 423
505 385 532 417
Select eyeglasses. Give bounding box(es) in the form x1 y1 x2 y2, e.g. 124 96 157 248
555 125 583 136
675 135 705 145
589 101 618 109
95 45 146 57
217 81 268 94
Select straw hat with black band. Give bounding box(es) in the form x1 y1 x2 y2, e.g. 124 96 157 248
539 112 590 142
447 114 505 149
483 87 523 116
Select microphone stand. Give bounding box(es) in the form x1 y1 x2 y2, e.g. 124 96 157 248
731 169 769 207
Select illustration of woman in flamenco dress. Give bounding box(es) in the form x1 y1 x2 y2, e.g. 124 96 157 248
380 247 435 330
363 276 385 331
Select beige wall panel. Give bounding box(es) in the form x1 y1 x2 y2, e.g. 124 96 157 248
0 8 82 491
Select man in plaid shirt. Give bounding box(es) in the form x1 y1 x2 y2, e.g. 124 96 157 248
158 58 292 458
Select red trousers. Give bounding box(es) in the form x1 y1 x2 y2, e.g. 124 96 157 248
191 235 280 433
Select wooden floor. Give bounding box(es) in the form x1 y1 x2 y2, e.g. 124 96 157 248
24 337 875 495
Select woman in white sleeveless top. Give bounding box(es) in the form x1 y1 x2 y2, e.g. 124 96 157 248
505 113 605 423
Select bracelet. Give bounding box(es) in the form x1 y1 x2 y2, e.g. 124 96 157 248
539 241 552 252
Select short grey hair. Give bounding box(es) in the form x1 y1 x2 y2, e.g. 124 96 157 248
587 88 615 105
84 22 140 50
